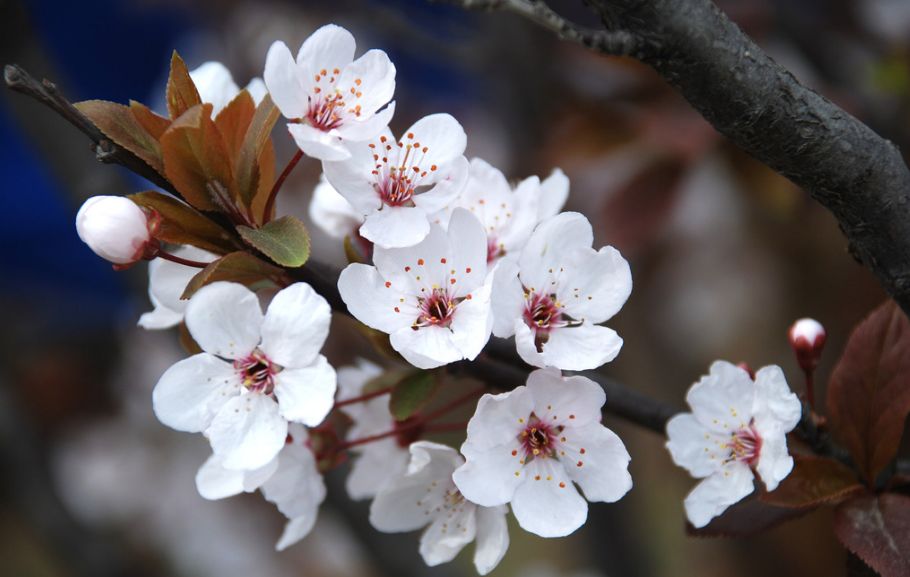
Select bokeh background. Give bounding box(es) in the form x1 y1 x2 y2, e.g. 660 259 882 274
2 0 907 576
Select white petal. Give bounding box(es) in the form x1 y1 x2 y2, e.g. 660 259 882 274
262 442 326 519
185 282 262 359
562 423 632 503
490 256 523 337
559 245 632 324
688 361 756 433
473 505 510 575
683 463 755 528
309 176 363 240
338 263 416 333
390 325 462 369
333 101 396 142
449 279 493 362
666 413 724 478
152 354 240 432
404 113 467 168
498 175 542 253
526 369 605 426
190 61 239 117
336 358 383 401
510 459 588 538
138 294 184 330
346 440 409 500
288 123 351 161
419 505 476 566
752 365 801 433
322 138 387 214
411 156 470 215
260 282 331 368
296 24 356 75
371 223 449 294
755 431 794 492
140 246 215 330
446 207 489 295
208 394 288 470
518 212 593 293
275 515 318 551
263 41 307 119
337 49 395 118
195 453 278 500
539 322 624 371
514 318 548 369
453 440 525 507
244 77 267 105
537 168 569 219
463 387 534 450
273 355 337 426
359 206 431 249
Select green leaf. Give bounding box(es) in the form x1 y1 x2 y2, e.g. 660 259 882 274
760 455 863 509
389 371 440 421
237 216 310 268
166 51 202 120
235 94 280 211
75 99 164 175
181 251 287 299
129 191 236 254
362 369 414 395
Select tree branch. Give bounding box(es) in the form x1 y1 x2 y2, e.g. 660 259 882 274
446 0 910 320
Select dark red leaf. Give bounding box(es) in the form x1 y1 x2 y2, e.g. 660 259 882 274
129 191 236 254
834 493 910 577
827 301 910 485
75 99 164 176
687 494 815 538
181 251 287 299
760 455 863 509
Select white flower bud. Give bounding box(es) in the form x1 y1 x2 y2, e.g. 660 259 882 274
75 196 151 265
788 317 827 372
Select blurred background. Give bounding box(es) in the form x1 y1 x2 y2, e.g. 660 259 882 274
1 0 906 575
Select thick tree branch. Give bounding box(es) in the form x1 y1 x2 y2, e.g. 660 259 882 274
448 0 910 319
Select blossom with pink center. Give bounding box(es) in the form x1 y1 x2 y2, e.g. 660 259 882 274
370 442 510 575
336 359 409 500
665 361 802 528
337 208 493 369
189 61 266 117
453 369 632 538
323 113 469 248
431 157 569 264
153 282 336 471
264 24 396 161
491 212 632 371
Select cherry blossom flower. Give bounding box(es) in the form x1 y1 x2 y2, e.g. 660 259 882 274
139 246 216 330
430 158 569 263
189 61 266 117
370 441 510 575
153 282 336 470
76 196 154 265
336 359 409 500
194 424 326 550
337 208 493 369
264 24 396 161
308 175 364 240
491 212 632 371
323 113 469 248
665 361 802 528
453 369 632 538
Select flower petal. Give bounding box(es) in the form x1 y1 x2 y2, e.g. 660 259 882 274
752 364 801 434
453 440 525 507
260 283 331 368
559 245 632 324
346 439 409 500
208 393 288 470
404 113 466 168
490 256 523 338
411 156 470 215
540 322 624 371
195 453 278 500
263 41 307 119
448 278 493 362
518 212 594 293
514 317 547 369
526 369 605 426
666 413 724 478
309 175 363 240
390 325 461 369
473 505 510 575
359 206 431 249
262 442 326 519
333 101 396 141
537 167 569 219
288 123 351 161
190 61 239 117
273 355 337 427
338 263 416 333
419 506 476 566
337 49 395 117
463 387 535 450
296 24 356 77
446 207 488 295
371 223 448 293
683 463 755 528
562 422 632 503
322 136 388 214
138 292 184 330
140 246 215 330
185 282 262 359
755 430 793 492
687 360 756 433
275 515 318 551
510 459 588 538
152 353 240 432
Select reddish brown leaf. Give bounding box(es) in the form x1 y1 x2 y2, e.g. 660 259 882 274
75 99 164 175
166 51 201 120
181 251 286 299
130 100 171 139
834 493 910 577
235 94 280 210
129 191 236 254
687 494 815 538
214 90 255 160
160 104 235 213
760 455 863 509
827 301 910 485
251 139 276 224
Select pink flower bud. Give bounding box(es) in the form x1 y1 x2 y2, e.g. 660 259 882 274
75 196 152 265
788 317 826 372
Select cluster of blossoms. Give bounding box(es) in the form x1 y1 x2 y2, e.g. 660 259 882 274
71 21 811 570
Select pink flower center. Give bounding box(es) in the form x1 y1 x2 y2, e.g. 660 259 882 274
519 417 560 461
305 68 363 130
413 288 457 329
728 423 762 466
368 133 439 208
487 236 504 263
234 350 278 395
522 290 583 351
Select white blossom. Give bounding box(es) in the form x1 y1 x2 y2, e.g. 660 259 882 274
323 113 469 248
370 441 510 575
491 212 632 371
665 361 802 528
308 175 364 240
189 61 266 117
337 208 493 369
153 282 336 470
336 359 408 500
432 158 569 263
264 24 396 161
453 369 632 538
139 246 216 330
75 196 152 265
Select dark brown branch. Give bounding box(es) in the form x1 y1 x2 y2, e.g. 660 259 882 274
446 0 910 320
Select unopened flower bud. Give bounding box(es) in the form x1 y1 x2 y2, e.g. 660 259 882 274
75 196 153 265
788 318 826 372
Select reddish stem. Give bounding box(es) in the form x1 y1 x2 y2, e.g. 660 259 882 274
156 249 210 268
804 368 815 409
334 386 394 408
423 421 470 433
263 149 304 223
